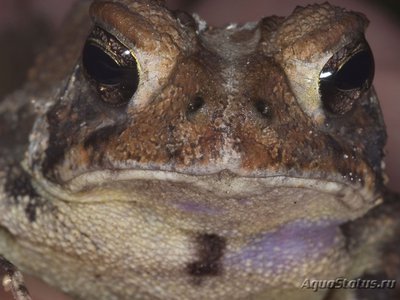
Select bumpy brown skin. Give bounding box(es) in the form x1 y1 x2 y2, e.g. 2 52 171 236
0 1 399 300
40 1 385 187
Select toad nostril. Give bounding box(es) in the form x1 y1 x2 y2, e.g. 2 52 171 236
187 96 205 115
254 99 272 119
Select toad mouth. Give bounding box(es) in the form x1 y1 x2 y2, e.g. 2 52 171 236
30 168 381 228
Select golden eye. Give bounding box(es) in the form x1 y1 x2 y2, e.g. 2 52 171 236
319 42 374 115
82 27 139 106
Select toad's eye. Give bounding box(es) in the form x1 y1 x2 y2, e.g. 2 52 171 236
82 27 139 106
319 42 374 115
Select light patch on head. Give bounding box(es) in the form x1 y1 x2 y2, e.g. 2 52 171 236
127 50 171 108
278 57 328 124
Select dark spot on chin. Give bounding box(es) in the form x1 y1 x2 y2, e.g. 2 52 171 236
187 233 226 282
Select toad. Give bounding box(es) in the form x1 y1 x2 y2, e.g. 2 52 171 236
0 1 399 299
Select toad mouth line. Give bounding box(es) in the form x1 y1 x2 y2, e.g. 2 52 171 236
29 167 379 210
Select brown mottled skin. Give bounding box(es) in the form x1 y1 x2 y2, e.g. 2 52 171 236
0 1 399 300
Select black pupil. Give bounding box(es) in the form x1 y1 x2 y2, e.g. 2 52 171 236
82 41 139 105
334 49 374 90
83 43 125 85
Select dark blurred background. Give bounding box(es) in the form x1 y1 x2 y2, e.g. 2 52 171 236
0 1 399 299
370 0 400 20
